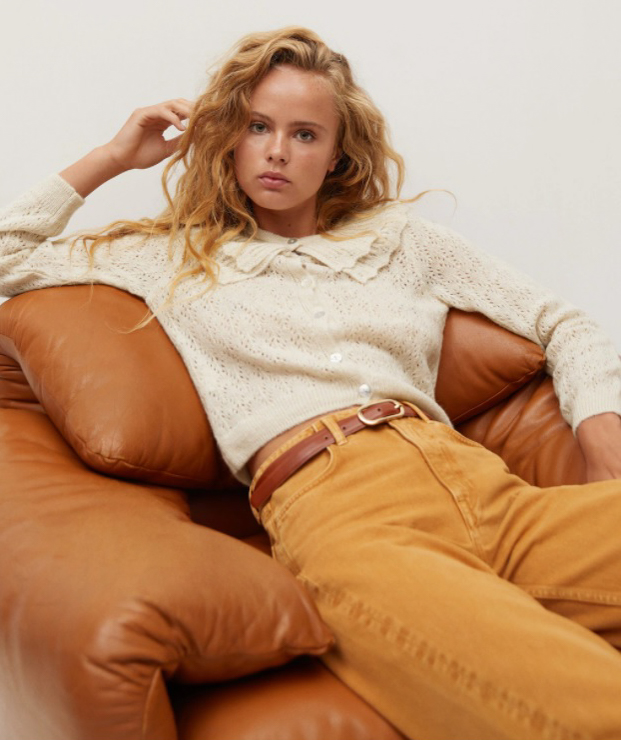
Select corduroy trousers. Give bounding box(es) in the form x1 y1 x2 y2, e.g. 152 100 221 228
250 405 621 740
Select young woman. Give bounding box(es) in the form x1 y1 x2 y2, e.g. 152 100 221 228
2 26 621 740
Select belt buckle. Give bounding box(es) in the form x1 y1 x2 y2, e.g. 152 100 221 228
357 399 405 426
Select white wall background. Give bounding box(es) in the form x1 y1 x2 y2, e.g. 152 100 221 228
1 0 619 347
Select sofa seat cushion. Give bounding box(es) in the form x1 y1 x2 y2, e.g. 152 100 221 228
172 657 407 740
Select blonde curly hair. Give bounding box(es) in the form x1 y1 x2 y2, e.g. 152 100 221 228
73 27 410 310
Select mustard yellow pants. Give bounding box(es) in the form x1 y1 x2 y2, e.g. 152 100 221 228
251 406 621 740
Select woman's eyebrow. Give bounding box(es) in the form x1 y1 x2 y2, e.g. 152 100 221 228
250 111 327 132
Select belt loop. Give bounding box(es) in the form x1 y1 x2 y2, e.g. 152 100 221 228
321 415 348 445
403 401 431 422
249 401 423 513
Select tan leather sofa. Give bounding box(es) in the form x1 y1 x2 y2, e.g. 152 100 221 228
0 285 586 740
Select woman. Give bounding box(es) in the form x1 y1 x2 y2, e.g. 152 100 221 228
2 26 621 740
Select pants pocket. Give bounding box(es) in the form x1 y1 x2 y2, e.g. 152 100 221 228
269 445 336 529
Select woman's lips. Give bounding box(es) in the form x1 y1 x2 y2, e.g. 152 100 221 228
259 173 290 189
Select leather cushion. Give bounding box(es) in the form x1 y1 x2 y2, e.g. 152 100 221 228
0 408 335 696
172 657 407 740
0 285 223 488
457 375 586 487
435 309 545 423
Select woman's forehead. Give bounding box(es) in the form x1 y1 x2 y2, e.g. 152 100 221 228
250 66 338 124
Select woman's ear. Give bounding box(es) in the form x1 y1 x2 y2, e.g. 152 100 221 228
327 150 341 174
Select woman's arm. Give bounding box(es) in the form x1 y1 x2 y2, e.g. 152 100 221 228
58 146 128 199
414 216 621 442
0 99 194 297
577 413 621 481
59 99 194 197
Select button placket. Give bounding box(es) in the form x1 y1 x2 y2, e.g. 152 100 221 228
298 262 327 320
295 260 346 372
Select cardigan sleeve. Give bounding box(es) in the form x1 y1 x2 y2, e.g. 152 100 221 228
410 215 621 432
0 175 151 298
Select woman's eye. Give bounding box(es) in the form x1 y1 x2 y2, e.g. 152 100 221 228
296 130 315 142
250 122 267 133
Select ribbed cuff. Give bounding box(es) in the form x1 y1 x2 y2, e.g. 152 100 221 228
570 388 621 433
38 173 85 218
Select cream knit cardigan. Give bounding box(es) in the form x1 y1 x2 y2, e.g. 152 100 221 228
1 174 620 483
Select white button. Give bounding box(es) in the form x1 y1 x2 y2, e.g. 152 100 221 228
358 384 372 396
330 352 343 363
287 238 298 244
314 309 326 318
301 277 314 289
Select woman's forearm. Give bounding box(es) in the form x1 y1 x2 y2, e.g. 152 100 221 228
58 145 127 199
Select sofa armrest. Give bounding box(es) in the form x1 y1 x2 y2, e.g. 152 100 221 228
436 309 546 424
0 409 333 740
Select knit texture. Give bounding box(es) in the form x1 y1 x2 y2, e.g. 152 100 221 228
2 174 620 483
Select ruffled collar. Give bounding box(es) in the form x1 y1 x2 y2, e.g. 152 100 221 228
214 203 409 285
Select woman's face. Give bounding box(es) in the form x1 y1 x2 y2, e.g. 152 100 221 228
234 65 340 236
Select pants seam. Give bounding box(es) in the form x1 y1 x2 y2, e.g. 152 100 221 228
299 574 590 740
522 585 621 605
388 421 487 561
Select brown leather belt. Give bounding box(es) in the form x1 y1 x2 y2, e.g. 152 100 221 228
249 400 422 513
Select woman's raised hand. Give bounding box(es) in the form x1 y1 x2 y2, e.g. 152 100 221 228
59 99 194 198
103 99 194 171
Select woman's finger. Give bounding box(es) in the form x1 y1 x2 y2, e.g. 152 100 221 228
163 99 194 120
154 100 195 129
136 105 188 132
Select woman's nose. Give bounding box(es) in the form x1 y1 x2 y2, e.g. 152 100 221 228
266 134 289 163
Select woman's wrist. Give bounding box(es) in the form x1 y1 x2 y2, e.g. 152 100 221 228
58 145 130 199
576 412 621 481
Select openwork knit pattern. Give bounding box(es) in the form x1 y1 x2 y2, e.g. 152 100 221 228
1 175 620 483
